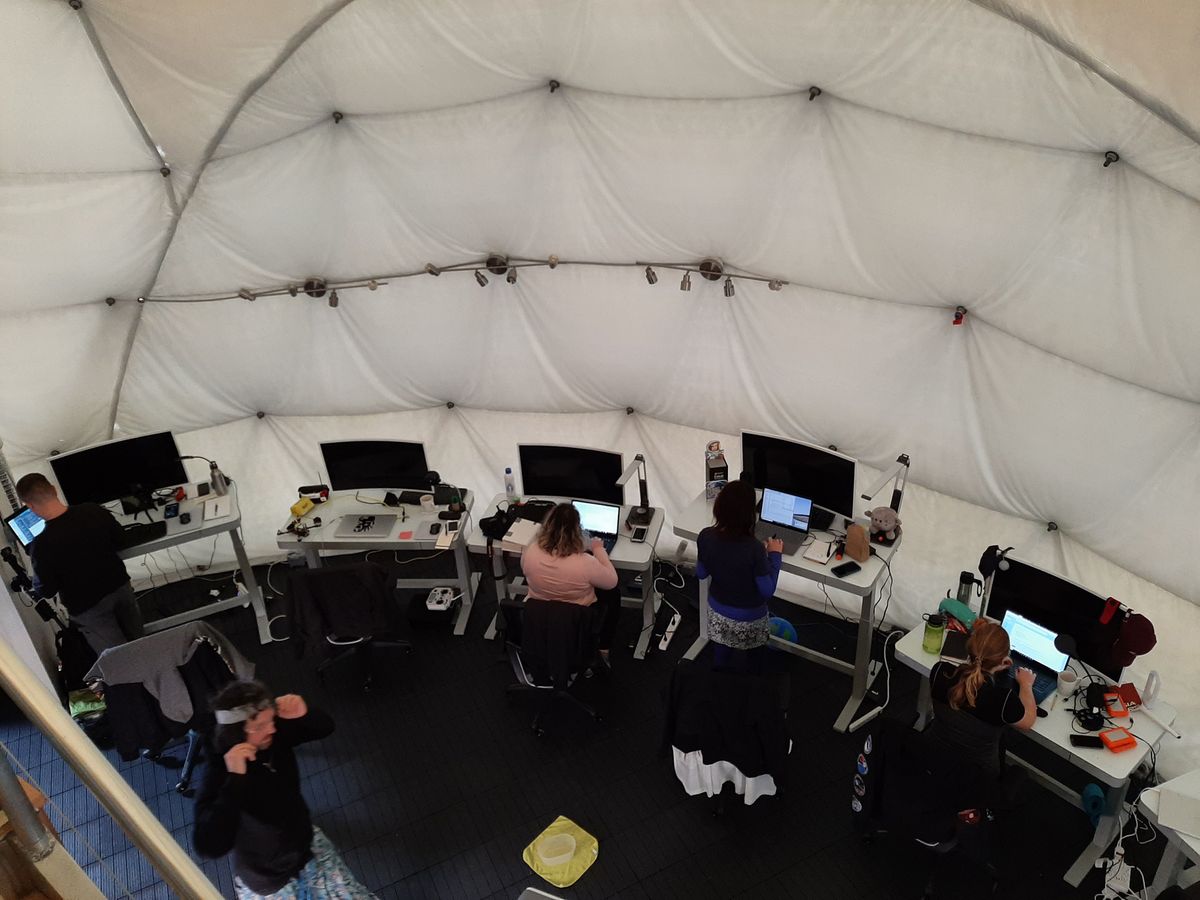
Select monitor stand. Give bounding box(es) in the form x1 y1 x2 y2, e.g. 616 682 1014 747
810 506 836 532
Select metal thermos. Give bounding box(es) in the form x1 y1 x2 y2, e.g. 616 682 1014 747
956 571 981 609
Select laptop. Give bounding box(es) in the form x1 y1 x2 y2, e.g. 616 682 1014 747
3 507 45 549
572 499 620 554
754 488 812 555
334 514 398 538
1001 609 1069 704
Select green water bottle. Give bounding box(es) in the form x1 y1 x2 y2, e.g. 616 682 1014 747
922 612 946 655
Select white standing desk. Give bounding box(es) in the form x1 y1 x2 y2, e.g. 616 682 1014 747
1140 785 1200 898
275 490 481 636
465 494 666 660
672 491 900 733
894 626 1177 887
117 483 273 644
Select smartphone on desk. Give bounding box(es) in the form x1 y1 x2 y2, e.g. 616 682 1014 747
1069 734 1104 748
830 560 861 579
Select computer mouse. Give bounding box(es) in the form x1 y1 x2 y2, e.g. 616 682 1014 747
1036 707 1048 718
429 522 441 535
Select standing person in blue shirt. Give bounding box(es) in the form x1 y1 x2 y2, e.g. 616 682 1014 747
696 479 783 665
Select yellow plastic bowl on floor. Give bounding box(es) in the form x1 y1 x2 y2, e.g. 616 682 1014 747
523 816 598 888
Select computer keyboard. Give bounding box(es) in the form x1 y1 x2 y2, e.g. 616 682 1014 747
119 520 167 549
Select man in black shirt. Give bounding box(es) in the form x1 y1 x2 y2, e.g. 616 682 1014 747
16 472 143 653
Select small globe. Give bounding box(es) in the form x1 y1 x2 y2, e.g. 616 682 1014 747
769 616 797 643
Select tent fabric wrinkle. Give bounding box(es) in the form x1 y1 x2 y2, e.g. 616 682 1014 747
3 0 1200 775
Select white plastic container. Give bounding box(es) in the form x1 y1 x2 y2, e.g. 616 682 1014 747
504 467 518 502
535 833 576 867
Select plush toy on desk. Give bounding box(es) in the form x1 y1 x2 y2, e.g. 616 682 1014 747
865 507 902 543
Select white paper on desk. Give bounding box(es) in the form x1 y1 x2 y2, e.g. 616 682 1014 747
204 497 232 521
803 540 833 564
500 518 539 553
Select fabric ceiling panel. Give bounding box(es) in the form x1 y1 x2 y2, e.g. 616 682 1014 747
0 303 138 466
0 0 156 175
0 172 171 315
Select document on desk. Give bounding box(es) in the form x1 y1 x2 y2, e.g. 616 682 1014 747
803 539 834 564
500 518 540 553
204 496 232 521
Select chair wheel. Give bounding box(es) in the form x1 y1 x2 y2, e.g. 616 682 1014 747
175 782 193 796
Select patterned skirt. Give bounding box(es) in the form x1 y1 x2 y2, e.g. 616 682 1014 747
706 599 770 650
235 827 376 900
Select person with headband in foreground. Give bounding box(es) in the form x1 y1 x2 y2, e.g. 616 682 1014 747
928 619 1038 778
193 680 375 899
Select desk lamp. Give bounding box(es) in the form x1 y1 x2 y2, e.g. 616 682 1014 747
859 453 911 514
616 454 653 528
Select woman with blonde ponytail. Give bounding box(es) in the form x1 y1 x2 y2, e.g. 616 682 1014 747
929 620 1038 775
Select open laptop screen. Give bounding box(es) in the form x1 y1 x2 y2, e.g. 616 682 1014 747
4 507 45 549
759 488 813 533
1002 609 1069 673
572 500 620 536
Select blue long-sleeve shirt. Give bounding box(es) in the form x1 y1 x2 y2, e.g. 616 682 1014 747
695 528 782 609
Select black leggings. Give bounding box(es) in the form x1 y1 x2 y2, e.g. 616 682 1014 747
594 586 622 651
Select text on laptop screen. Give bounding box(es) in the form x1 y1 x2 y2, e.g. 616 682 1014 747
760 489 813 532
572 500 619 535
1002 610 1069 672
5 508 45 548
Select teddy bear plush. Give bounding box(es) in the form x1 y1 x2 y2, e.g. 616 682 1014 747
865 506 902 541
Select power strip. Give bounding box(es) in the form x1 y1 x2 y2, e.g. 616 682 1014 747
658 612 682 651
426 587 458 611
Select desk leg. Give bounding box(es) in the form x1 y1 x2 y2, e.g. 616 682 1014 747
914 676 932 731
230 528 273 645
1065 781 1126 887
483 550 506 641
1149 839 1187 898
303 547 322 569
832 590 882 734
632 557 659 660
683 576 710 661
450 537 477 637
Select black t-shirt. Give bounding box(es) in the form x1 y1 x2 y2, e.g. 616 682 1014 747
929 661 1025 727
31 504 128 615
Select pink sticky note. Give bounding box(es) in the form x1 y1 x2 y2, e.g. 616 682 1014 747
398 530 413 540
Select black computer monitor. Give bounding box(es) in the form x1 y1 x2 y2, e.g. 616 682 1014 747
740 431 856 520
518 445 624 505
320 440 430 492
984 558 1125 681
49 432 187 506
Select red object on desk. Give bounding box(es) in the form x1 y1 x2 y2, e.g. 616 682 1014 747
1104 692 1129 719
1099 727 1137 753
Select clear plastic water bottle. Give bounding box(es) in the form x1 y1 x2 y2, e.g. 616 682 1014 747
504 467 518 502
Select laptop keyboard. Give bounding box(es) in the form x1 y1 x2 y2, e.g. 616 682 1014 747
1013 653 1058 702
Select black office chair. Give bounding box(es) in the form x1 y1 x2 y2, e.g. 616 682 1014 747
85 622 250 795
287 563 412 692
502 597 603 737
857 721 999 898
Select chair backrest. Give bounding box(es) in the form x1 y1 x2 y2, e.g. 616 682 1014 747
929 699 1005 776
518 599 596 691
287 562 391 641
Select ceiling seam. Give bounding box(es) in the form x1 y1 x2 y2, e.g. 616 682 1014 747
965 0 1200 150
102 0 359 439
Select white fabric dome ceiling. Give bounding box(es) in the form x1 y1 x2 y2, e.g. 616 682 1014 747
3 1 1199 764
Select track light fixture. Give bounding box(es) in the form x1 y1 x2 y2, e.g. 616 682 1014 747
237 289 255 302
724 277 735 298
287 285 298 297
104 297 116 307
486 255 509 275
506 267 518 284
303 278 327 298
424 264 441 276
644 266 657 285
680 271 691 292
809 86 822 101
332 111 344 124
699 258 724 281
1103 150 1120 167
768 280 783 291
475 270 488 287
328 290 339 308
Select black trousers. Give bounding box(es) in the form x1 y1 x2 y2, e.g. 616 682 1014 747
594 586 622 651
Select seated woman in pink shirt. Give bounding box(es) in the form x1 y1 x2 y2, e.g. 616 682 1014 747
521 503 621 665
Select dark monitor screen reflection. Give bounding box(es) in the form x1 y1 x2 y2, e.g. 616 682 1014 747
985 558 1125 681
740 431 856 519
49 432 188 506
320 441 430 491
518 445 624 505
